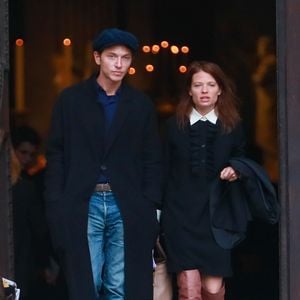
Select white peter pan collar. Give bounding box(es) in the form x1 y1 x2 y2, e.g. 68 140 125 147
189 108 218 125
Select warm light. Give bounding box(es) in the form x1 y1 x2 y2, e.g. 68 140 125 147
157 101 176 114
16 39 24 47
145 64 154 72
170 45 179 54
181 46 189 54
151 45 160 54
161 41 169 48
28 154 47 175
142 45 151 53
179 65 187 73
63 38 72 46
128 67 136 75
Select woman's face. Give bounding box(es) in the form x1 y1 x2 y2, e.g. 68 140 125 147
189 70 221 115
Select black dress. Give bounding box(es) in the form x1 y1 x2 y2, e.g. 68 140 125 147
161 118 235 277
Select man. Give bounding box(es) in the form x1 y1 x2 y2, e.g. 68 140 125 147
45 28 162 300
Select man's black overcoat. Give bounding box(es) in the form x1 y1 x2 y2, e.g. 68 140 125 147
45 76 162 300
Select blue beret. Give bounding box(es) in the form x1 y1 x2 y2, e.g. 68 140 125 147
92 28 139 53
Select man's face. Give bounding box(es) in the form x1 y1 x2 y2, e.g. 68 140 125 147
14 142 37 170
93 45 133 84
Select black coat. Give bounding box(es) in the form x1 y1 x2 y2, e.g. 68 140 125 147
45 76 162 300
161 116 246 274
210 157 280 249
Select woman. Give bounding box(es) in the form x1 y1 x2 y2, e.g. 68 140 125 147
160 60 246 300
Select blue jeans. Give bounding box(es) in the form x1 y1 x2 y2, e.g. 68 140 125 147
87 191 125 300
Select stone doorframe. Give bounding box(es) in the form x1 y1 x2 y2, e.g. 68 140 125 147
0 0 14 281
277 0 300 299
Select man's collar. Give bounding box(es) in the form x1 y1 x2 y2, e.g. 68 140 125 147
94 78 122 96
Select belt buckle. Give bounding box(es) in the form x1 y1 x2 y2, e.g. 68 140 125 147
95 183 111 192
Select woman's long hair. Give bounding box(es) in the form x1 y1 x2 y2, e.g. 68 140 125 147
176 60 241 132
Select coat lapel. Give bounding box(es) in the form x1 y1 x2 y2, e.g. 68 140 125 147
80 77 106 158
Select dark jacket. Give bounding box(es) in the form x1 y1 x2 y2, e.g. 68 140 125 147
210 157 280 249
160 116 246 274
45 76 162 300
12 175 48 298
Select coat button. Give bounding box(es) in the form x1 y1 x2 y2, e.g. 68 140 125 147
100 165 107 171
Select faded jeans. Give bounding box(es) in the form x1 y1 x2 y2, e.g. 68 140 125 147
87 191 125 300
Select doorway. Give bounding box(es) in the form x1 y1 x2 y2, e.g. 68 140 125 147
2 0 296 299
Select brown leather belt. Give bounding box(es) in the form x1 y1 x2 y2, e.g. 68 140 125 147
94 183 112 192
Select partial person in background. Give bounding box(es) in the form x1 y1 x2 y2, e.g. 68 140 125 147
11 126 66 300
45 28 162 300
11 126 42 178
10 147 43 300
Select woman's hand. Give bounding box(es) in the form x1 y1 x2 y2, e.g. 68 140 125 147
220 166 239 182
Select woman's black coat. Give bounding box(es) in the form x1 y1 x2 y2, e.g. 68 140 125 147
209 157 280 249
45 76 162 300
160 116 246 273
